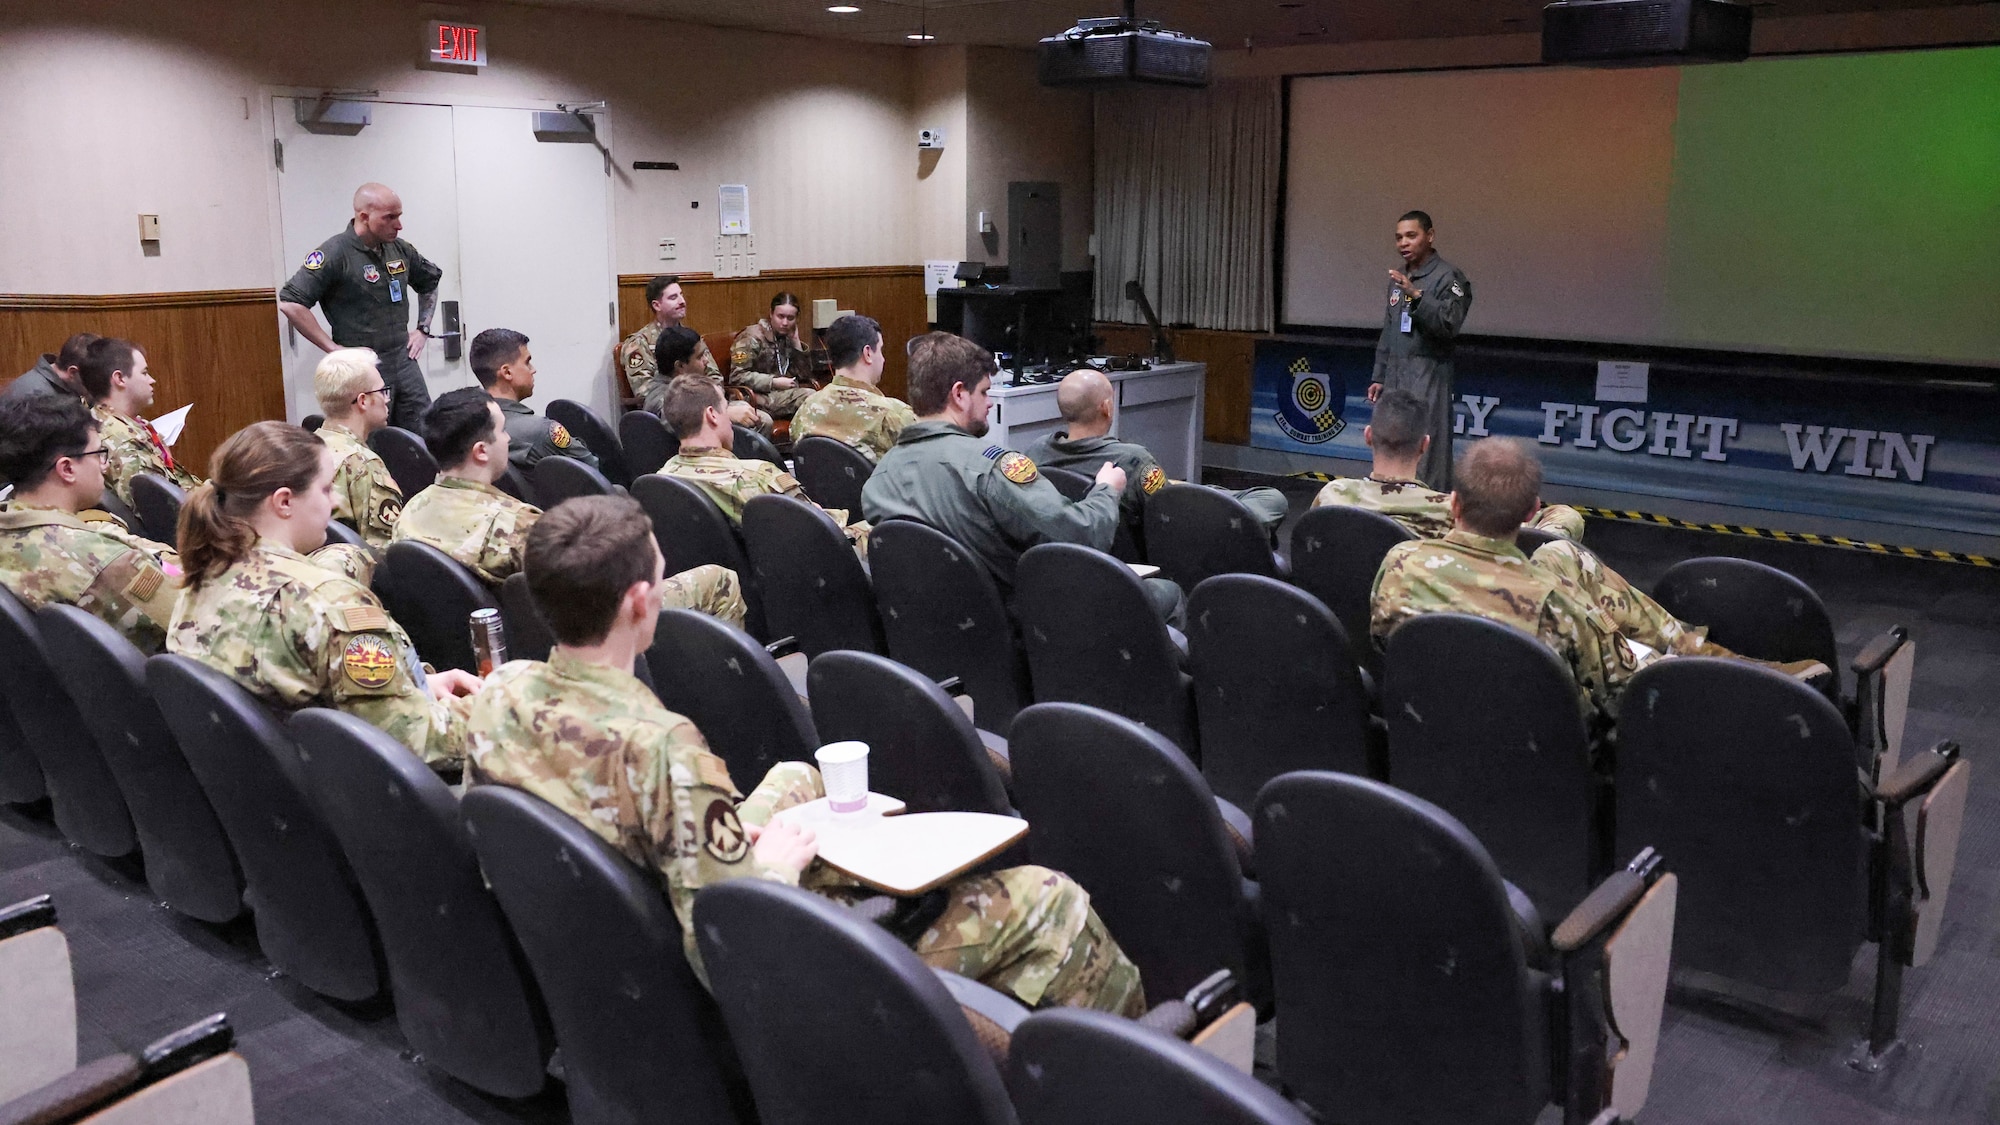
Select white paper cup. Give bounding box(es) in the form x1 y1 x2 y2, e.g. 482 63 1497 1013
815 741 870 814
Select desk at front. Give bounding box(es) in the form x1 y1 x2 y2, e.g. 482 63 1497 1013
983 362 1207 482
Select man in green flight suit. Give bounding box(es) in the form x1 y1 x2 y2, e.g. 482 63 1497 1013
468 328 599 474
862 333 1182 622
1366 210 1472 490
279 182 443 431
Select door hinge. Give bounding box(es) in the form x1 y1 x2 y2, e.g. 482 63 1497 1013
273 139 284 171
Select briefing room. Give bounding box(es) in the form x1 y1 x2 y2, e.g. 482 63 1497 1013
3 0 2000 1122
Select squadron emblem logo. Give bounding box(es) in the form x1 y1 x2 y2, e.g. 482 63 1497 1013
341 634 398 689
702 799 749 863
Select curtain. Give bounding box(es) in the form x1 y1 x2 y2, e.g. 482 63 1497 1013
1093 78 1281 332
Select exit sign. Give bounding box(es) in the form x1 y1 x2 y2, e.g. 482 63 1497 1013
427 20 487 67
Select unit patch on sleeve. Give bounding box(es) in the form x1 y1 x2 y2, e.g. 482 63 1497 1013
549 422 573 449
303 250 325 271
998 451 1039 485
341 633 398 689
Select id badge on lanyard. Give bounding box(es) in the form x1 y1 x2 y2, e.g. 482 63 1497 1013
388 279 404 303
1400 308 1413 334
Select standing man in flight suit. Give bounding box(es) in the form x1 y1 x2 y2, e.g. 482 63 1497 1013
1365 210 1472 490
279 182 443 432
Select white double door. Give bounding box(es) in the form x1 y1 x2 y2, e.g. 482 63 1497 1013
272 97 618 422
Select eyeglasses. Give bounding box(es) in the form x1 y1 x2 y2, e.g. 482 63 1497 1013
72 447 111 462
355 386 394 404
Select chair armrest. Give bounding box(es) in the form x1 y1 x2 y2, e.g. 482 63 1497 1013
1874 742 1960 807
0 1054 141 1125
1214 797 1256 877
0 895 54 941
1553 849 1663 954
763 635 801 660
933 968 1030 1035
1137 1000 1197 1039
141 1014 233 1082
936 675 965 696
1851 625 1909 677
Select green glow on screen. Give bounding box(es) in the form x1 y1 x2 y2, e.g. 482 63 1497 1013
1666 47 2000 364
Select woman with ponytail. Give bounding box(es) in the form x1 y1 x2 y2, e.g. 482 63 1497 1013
169 421 480 767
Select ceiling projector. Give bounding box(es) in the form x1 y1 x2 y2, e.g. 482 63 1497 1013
1542 0 1752 65
1038 1 1212 88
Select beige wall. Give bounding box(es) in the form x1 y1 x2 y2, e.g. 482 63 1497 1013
963 47 1093 272
912 45 970 266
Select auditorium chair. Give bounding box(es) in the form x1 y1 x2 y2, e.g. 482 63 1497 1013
39 606 242 924
371 540 498 674
868 519 1032 737
1010 703 1266 1010
1383 612 1603 920
808 650 1014 815
617 408 678 477
743 494 884 657
1614 653 1968 1065
93 489 141 535
289 710 552 1097
1286 504 1416 682
1041 465 1142 562
498 573 555 663
531 455 616 508
1186 575 1381 809
1007 1008 1311 1125
494 464 538 507
1651 555 1842 701
632 472 768 639
546 399 633 487
0 1015 250 1125
320 517 367 549
0 585 134 858
788 435 872 519
646 609 815 787
1143 484 1284 592
0 895 76 1106
733 423 786 469
301 413 324 432
128 473 186 546
693 880 1022 1125
1015 542 1197 759
365 425 439 499
146 655 382 1003
461 784 753 1125
1255 772 1676 1125
1517 525 1564 554
0 680 41 807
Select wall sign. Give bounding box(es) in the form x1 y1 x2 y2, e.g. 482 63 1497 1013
427 21 488 67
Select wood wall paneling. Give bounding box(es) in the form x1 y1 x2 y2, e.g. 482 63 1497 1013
0 289 285 477
619 266 929 402
1096 322 1257 445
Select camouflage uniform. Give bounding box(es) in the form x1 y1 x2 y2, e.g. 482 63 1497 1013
789 375 916 463
394 476 748 628
465 650 1144 1013
728 320 815 420
618 321 728 417
662 445 869 554
1527 539 1733 662
93 405 202 508
316 421 403 548
0 502 180 654
1311 475 1586 542
168 539 467 766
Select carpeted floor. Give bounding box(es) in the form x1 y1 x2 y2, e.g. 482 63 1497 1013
2 470 1996 1123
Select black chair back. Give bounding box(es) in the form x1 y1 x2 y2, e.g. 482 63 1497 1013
461 785 750 1125
1615 657 1867 992
808 650 1011 816
531 456 615 508
129 473 186 546
1042 465 1143 562
645 609 816 787
494 465 538 507
290 710 551 1097
788 435 872 516
1287 505 1417 681
1382 613 1599 920
617 409 678 477
1653 556 1841 692
498 572 555 663
1187 575 1376 807
1143 484 1278 591
1009 1009 1311 1125
693 880 1016 1125
321 519 366 548
743 494 883 656
0 586 134 857
145 654 381 1002
546 399 632 487
632 472 766 639
365 425 439 499
1016 543 1195 757
39 606 241 923
732 424 785 468
301 413 325 432
1516 526 1561 554
93 490 142 534
0 684 42 805
1255 771 1550 1125
868 519 1031 737
372 540 497 674
1011 703 1256 1007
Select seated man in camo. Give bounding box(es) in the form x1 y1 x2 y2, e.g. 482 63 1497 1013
394 386 746 629
789 313 915 463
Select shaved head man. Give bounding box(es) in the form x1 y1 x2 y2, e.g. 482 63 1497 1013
279 181 444 430
1023 367 1289 539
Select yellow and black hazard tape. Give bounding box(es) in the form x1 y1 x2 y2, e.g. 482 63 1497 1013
1285 472 1995 568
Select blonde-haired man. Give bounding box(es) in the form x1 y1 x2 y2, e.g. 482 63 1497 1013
313 347 405 547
